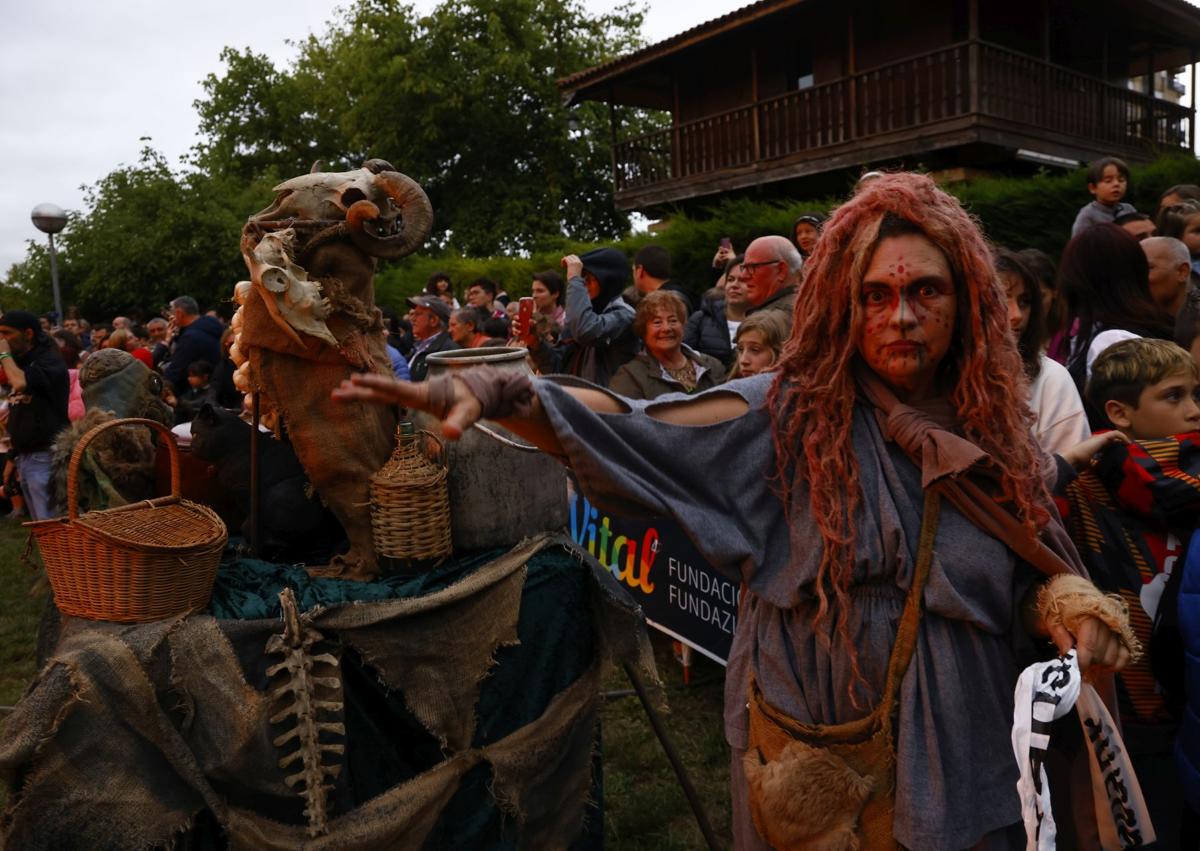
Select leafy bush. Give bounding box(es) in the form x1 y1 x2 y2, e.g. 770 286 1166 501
374 152 1200 310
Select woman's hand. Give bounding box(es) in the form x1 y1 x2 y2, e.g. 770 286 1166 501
332 373 483 440
1060 430 1128 470
1047 615 1131 676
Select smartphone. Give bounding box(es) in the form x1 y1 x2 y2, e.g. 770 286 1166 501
719 237 732 250
517 296 534 338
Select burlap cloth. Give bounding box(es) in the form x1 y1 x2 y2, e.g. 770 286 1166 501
0 533 656 850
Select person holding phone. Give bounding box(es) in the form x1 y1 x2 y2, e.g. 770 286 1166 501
528 270 565 338
519 249 637 384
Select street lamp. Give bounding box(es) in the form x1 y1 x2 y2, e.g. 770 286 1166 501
30 203 67 323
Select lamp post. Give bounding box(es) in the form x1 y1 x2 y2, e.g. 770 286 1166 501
30 203 67 323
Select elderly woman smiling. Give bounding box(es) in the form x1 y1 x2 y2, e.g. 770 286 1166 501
607 290 725 400
335 173 1134 850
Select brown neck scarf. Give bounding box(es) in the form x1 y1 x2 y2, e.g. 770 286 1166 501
854 363 1084 579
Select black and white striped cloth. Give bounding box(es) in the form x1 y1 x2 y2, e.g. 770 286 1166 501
1012 650 1154 850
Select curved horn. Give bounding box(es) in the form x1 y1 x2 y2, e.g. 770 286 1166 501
346 171 433 260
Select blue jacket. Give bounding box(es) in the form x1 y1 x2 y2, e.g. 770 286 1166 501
1175 531 1200 810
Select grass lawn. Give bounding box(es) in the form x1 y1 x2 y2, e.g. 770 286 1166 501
600 637 733 849
0 522 45 708
0 524 732 849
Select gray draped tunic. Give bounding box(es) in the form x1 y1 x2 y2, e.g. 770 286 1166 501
535 373 1038 850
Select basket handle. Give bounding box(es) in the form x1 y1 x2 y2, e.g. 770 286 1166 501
67 417 180 521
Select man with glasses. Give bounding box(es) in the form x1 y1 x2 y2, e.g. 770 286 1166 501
736 235 803 331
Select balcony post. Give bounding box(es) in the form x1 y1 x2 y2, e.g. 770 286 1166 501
607 85 620 190
1192 50 1197 151
751 47 761 160
968 0 980 114
848 10 858 139
1145 47 1156 143
672 73 681 179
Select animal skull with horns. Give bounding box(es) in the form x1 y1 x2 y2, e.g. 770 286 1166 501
229 158 433 580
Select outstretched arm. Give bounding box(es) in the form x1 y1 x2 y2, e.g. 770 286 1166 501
332 372 749 453
332 372 622 455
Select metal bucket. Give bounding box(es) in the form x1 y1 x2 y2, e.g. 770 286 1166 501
421 347 568 551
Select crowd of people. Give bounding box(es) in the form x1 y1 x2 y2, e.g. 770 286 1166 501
5 157 1200 847
0 296 242 522
333 165 1200 849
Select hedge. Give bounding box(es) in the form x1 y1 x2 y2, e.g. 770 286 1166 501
374 152 1200 308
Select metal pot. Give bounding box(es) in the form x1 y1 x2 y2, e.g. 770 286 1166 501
421 347 568 551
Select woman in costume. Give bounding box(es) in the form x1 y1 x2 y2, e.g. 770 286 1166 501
336 173 1133 850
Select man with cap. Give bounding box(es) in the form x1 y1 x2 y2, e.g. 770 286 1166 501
405 295 460 382
0 310 70 520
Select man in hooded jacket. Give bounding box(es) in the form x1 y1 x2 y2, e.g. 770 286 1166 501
528 248 637 386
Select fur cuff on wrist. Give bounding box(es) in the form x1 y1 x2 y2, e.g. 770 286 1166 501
423 366 534 422
1036 574 1142 662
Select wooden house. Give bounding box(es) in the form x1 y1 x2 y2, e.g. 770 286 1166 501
558 0 1200 211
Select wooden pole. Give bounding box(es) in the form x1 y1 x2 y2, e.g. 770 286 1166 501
250 391 260 557
623 661 722 851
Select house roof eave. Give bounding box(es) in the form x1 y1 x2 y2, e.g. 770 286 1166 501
557 0 805 100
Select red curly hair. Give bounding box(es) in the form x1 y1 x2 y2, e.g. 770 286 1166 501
767 173 1049 693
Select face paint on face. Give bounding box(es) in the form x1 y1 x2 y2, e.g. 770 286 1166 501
855 233 957 402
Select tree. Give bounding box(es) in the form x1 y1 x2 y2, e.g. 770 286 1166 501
6 0 656 315
12 147 274 318
192 0 656 255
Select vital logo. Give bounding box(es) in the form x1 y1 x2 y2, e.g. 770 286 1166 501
570 496 657 594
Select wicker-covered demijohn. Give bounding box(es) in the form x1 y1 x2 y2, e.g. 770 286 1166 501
370 422 452 567
27 417 227 623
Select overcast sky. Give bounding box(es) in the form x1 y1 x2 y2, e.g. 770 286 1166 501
2 1 1197 279
0 0 745 278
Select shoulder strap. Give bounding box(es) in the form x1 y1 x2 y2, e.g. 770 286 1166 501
879 490 940 713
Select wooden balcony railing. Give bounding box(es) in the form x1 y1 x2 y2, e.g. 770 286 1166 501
611 40 1192 193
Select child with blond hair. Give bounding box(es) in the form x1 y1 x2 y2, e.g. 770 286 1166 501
1059 338 1200 845
728 312 788 379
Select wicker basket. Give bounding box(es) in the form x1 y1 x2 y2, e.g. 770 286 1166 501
27 417 228 623
370 423 452 564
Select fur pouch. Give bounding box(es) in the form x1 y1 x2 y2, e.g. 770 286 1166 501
744 740 874 851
